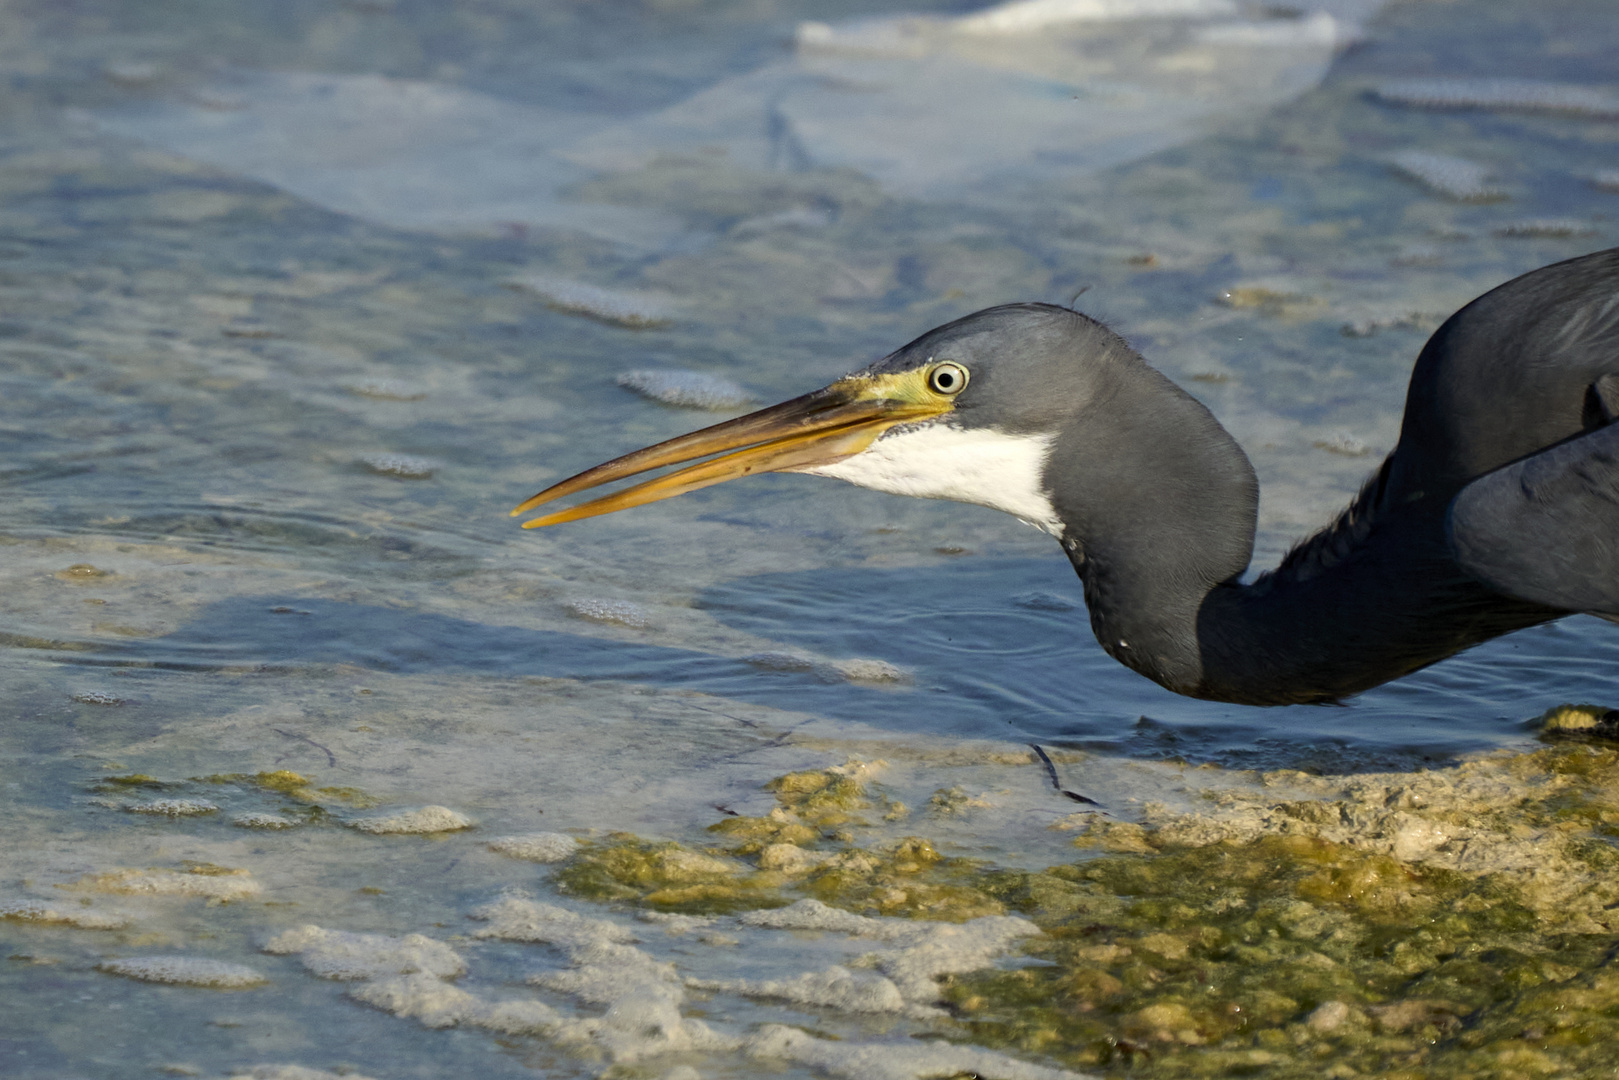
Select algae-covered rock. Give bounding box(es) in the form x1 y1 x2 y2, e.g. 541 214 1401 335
555 834 776 913
943 746 1619 1077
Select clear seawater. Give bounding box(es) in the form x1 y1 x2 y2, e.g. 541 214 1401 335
1 0 1616 1077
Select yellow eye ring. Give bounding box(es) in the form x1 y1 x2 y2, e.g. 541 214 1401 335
927 361 969 396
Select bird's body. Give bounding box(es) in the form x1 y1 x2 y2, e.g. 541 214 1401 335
516 248 1619 707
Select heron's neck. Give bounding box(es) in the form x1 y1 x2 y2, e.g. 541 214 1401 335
1058 430 1555 706
1044 363 1259 696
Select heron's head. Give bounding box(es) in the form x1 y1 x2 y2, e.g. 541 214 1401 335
511 303 1204 537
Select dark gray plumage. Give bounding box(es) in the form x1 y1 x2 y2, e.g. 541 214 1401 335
516 248 1619 707
858 248 1619 704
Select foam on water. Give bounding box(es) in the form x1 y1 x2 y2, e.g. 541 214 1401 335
262 925 467 980
688 964 919 1015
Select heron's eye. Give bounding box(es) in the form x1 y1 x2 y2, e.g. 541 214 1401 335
927 361 969 396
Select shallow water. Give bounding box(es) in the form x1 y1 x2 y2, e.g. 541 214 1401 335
1 0 1617 1077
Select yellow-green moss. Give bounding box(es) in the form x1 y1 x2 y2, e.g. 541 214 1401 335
193 771 382 808
555 834 782 913
942 753 1619 1079
96 774 167 789
555 750 1619 1077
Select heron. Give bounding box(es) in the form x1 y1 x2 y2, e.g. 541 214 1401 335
513 248 1619 707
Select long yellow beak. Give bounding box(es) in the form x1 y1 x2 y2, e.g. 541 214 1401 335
511 373 951 527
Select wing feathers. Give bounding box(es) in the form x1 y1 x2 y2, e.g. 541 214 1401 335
1449 417 1619 617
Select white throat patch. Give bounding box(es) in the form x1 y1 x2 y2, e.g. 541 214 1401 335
796 423 1063 535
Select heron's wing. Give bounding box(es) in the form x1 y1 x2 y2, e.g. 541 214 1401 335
1448 414 1619 619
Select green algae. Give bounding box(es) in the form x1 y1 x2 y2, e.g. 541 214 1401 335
552 748 1619 1077
555 832 784 914
555 764 1003 919
938 747 1619 1079
96 773 168 789
194 770 383 808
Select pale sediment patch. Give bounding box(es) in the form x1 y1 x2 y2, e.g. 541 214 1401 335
125 798 219 816
347 805 474 834
830 657 908 684
357 453 435 479
565 598 651 628
0 899 131 929
344 377 427 401
615 369 752 410
744 1023 1093 1080
1078 745 1619 929
1387 150 1501 201
738 897 913 938
1312 431 1371 457
639 911 717 934
1493 219 1600 238
487 832 580 863
67 867 261 901
471 896 639 948
736 898 1043 1004
99 956 267 987
234 812 300 829
225 1067 383 1080
507 275 676 328
861 916 1043 1002
1374 77 1619 118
